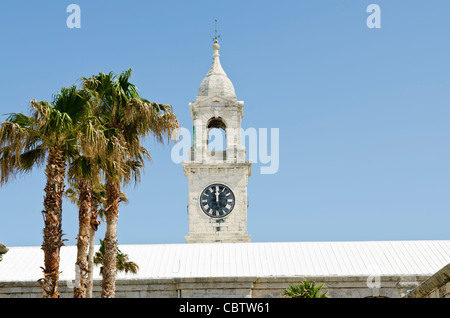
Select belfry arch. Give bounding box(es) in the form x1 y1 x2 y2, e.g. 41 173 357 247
207 117 227 152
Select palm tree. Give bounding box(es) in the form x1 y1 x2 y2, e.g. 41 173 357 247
82 68 179 297
65 101 108 298
86 182 104 298
94 239 139 277
0 86 91 298
65 181 128 298
67 155 103 298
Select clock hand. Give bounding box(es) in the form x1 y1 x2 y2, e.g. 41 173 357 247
215 190 220 202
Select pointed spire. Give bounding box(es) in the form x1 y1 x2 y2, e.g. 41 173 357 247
208 38 225 77
197 20 236 99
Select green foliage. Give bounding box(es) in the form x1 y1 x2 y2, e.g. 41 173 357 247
93 239 139 276
282 280 329 298
82 68 179 186
0 85 91 185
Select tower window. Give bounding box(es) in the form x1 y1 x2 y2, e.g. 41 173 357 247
208 128 226 151
207 117 227 130
207 117 227 152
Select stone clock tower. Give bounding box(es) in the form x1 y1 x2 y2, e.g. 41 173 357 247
183 36 251 243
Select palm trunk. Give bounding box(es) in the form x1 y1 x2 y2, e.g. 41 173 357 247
73 179 92 298
101 180 121 298
86 226 96 298
86 202 100 298
38 146 66 298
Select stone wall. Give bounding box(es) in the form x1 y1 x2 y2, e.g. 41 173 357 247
0 275 427 298
419 283 450 298
183 163 251 243
405 263 450 298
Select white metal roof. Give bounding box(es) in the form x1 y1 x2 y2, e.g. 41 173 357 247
0 240 449 282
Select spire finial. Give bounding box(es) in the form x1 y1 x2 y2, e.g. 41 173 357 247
211 19 221 52
213 19 221 44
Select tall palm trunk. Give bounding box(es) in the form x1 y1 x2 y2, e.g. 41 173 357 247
73 179 92 298
101 180 121 298
86 226 96 297
87 202 100 298
39 146 66 298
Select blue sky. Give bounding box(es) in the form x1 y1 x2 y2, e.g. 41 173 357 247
1 1 449 247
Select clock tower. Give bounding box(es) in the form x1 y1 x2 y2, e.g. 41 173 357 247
183 35 251 243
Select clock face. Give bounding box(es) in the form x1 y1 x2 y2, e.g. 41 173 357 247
200 184 235 218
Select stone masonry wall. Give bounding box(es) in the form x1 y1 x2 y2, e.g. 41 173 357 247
405 263 450 298
0 275 427 298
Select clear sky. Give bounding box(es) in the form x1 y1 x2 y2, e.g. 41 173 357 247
1 0 449 247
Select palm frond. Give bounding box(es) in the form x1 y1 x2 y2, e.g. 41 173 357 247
93 238 139 276
18 144 46 173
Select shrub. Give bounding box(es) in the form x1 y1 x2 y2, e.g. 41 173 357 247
282 279 329 298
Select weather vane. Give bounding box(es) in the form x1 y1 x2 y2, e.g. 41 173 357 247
212 19 221 43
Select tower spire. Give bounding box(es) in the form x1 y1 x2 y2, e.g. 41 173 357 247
197 19 236 98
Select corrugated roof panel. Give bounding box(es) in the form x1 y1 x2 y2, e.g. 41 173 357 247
376 242 394 274
375 242 393 274
396 241 418 274
349 241 369 275
344 242 358 274
278 244 289 275
397 241 423 275
422 241 448 273
359 241 381 275
426 241 449 270
290 243 304 275
1 241 450 282
208 245 217 277
285 243 299 275
150 245 164 277
261 243 274 275
318 243 337 276
258 243 270 276
370 242 394 274
303 242 316 275
372 242 402 275
299 242 314 275
239 244 250 276
162 245 175 277
223 244 230 276
405 241 430 275
329 242 350 275
186 244 197 277
413 241 437 273
272 243 286 276
289 243 304 275
245 243 257 276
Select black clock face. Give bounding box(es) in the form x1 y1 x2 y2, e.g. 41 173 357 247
200 184 235 218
